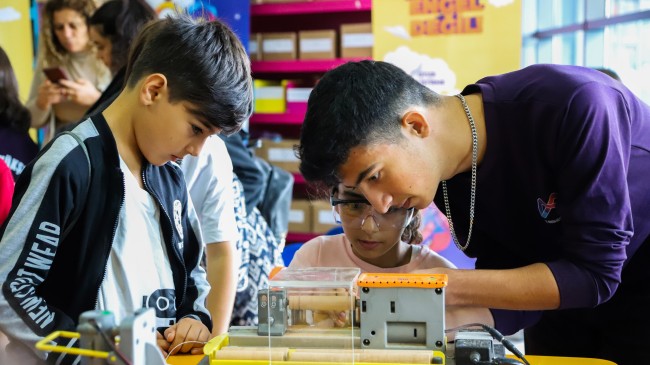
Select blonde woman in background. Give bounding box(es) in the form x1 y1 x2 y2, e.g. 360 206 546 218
27 0 110 140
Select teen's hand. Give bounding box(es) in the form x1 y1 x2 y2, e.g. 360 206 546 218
156 331 171 357
164 317 210 355
36 80 65 109
59 79 101 106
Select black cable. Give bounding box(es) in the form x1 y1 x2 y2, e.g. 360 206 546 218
89 319 133 365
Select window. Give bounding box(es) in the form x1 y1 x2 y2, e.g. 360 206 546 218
522 0 650 103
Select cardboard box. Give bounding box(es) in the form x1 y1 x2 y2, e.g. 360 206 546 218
256 138 300 173
285 80 312 114
254 79 285 113
289 200 312 233
311 199 340 233
340 23 373 58
262 32 297 61
249 33 261 61
299 30 336 60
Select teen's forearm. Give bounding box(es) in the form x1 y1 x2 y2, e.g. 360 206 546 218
433 263 560 310
206 242 239 336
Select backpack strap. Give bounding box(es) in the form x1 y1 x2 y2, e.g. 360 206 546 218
60 131 91 238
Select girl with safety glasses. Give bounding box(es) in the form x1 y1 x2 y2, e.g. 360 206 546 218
289 184 455 272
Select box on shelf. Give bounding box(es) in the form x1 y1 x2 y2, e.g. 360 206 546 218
254 79 285 113
311 199 340 233
299 30 337 60
285 80 313 115
289 200 312 233
340 23 373 58
261 32 297 61
256 138 300 173
249 33 261 61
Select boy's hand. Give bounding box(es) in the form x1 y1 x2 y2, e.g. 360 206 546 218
164 317 210 356
156 331 171 357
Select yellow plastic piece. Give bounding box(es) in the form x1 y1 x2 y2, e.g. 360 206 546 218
35 330 116 360
357 273 448 288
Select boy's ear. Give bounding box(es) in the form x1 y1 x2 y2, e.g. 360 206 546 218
139 73 168 106
401 110 430 138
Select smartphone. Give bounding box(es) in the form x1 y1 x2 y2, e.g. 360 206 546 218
43 67 69 84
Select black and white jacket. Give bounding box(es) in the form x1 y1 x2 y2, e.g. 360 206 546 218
0 114 211 364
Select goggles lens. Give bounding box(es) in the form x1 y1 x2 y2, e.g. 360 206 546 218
330 198 414 231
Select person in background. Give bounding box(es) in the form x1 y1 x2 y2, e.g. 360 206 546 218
0 158 14 365
297 60 650 365
180 137 240 336
86 0 156 115
0 15 253 364
594 67 622 81
26 0 110 140
0 47 38 179
0 158 13 226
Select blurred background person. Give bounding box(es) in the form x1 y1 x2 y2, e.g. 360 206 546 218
0 46 38 180
26 0 110 141
86 0 157 114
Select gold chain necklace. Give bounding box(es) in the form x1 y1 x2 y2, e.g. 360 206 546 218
441 94 478 252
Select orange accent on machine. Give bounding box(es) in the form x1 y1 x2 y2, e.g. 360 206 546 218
357 272 448 288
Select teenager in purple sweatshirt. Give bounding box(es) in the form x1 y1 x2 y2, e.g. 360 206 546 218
297 61 650 365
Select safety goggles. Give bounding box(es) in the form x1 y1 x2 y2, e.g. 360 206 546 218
330 190 415 231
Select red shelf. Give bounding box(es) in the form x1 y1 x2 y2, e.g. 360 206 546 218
286 232 319 243
252 0 371 16
251 58 370 74
250 112 305 125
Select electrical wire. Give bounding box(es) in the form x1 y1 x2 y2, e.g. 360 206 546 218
88 319 133 365
164 340 209 359
445 322 530 365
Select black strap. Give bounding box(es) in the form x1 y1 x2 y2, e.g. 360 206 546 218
60 131 90 239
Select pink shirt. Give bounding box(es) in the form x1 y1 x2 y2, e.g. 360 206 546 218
0 158 14 225
289 234 455 272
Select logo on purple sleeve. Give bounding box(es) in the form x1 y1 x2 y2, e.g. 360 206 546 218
537 193 561 223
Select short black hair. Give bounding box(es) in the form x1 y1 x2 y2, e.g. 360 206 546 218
297 60 440 186
89 0 156 74
125 15 253 135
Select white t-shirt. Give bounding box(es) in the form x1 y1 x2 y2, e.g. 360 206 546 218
181 137 239 244
97 157 176 328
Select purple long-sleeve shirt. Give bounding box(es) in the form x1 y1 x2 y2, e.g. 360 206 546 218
434 64 650 335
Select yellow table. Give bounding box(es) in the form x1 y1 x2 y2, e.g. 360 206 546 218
167 354 616 365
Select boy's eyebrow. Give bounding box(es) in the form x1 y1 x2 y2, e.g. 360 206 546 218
351 164 378 187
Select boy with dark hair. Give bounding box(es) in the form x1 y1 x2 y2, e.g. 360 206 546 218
297 60 650 365
0 15 253 364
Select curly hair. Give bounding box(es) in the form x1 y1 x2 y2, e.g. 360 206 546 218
0 47 30 133
41 0 96 66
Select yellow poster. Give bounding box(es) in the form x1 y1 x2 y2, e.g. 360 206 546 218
373 0 521 95
0 0 34 101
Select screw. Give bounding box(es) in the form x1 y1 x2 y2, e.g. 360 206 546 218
363 339 370 346
362 287 369 293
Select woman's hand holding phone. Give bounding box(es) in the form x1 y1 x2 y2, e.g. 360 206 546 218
58 78 101 106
